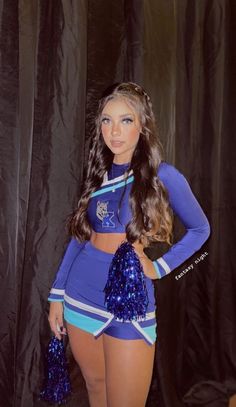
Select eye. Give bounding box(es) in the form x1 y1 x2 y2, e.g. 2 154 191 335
101 117 110 124
122 117 134 124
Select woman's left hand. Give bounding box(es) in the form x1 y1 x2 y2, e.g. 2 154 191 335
132 243 157 280
137 253 157 280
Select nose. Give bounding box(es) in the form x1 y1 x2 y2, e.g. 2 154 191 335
111 122 120 137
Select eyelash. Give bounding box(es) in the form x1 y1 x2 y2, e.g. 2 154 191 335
122 118 133 124
101 118 134 124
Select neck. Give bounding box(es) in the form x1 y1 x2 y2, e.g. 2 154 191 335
113 155 132 165
108 161 131 180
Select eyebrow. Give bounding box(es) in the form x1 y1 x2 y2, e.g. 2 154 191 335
101 113 135 118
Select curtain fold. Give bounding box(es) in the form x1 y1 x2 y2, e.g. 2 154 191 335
0 1 235 406
142 1 236 406
0 1 20 406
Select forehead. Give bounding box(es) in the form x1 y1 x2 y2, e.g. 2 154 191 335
101 96 138 116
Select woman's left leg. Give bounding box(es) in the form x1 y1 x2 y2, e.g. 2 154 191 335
103 334 155 407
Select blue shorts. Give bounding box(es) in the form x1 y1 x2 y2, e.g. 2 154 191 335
63 241 157 345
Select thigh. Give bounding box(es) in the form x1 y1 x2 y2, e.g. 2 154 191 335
103 334 155 407
66 322 105 382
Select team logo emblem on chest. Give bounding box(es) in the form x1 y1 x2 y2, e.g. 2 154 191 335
96 201 115 228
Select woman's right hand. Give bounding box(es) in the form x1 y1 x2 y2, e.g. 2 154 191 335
48 301 67 340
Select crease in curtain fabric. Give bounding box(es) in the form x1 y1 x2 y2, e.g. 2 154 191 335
1 1 88 406
0 1 235 406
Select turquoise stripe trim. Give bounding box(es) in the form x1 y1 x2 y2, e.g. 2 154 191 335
91 175 134 197
48 298 64 302
152 260 162 279
64 305 104 333
143 324 157 343
155 260 168 278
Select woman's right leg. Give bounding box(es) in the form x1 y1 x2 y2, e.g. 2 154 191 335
66 322 106 407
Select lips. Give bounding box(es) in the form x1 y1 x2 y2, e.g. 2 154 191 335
111 140 125 148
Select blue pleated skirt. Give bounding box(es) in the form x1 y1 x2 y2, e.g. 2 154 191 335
64 241 157 345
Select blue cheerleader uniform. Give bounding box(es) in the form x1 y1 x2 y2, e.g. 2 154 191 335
48 161 211 345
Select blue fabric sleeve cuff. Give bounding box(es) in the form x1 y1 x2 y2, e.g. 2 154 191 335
48 289 65 302
152 258 172 279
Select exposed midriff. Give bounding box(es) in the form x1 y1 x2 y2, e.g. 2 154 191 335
90 230 144 255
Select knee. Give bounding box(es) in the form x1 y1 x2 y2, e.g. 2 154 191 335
83 371 105 394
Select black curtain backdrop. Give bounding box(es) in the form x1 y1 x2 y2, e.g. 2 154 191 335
0 1 235 407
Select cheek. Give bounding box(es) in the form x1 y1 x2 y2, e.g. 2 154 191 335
101 125 110 142
125 127 140 143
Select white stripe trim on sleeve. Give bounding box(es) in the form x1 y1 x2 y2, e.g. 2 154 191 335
157 257 171 275
50 288 65 295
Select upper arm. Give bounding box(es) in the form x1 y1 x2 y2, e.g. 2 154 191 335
157 162 210 233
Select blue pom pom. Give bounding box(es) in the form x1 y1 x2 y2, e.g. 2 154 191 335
104 241 149 321
40 336 71 404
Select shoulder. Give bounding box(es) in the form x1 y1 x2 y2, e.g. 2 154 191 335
157 161 192 202
157 161 186 184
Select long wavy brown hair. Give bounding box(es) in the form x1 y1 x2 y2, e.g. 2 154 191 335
68 82 173 247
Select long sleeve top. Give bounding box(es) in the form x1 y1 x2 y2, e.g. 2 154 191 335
48 161 211 301
152 162 210 278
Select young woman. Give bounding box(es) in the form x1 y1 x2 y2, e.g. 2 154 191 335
48 82 210 407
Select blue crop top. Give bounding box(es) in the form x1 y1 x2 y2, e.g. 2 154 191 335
87 162 133 233
48 161 211 301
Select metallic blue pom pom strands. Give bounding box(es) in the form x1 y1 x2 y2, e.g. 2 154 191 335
40 336 71 405
104 241 149 321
